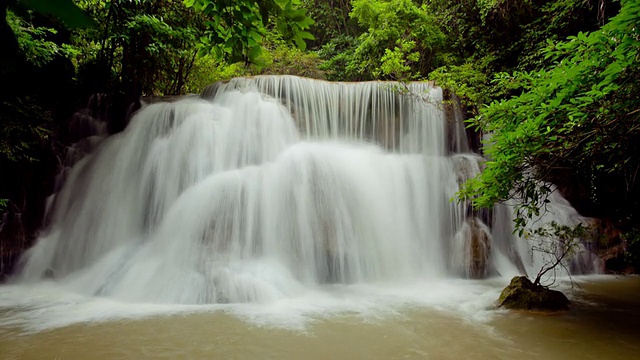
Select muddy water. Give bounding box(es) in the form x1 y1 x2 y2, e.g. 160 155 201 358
1 277 639 360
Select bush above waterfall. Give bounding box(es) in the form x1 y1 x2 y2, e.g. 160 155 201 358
458 0 640 235
317 0 447 81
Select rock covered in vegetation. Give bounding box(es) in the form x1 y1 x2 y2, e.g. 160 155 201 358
498 276 570 312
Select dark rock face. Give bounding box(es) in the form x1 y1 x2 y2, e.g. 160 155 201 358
0 211 31 281
595 221 635 274
0 154 57 281
498 276 570 312
0 93 140 282
468 218 491 279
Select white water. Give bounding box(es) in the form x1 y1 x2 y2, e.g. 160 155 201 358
1 76 595 331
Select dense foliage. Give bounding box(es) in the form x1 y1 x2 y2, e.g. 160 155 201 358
320 0 447 80
460 0 639 231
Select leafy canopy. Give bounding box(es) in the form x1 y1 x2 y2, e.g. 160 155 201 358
186 0 314 64
319 0 446 81
19 0 94 28
459 0 640 231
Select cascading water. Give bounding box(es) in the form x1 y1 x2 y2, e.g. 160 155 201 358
12 75 595 306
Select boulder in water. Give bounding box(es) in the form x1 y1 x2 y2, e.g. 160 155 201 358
498 276 570 311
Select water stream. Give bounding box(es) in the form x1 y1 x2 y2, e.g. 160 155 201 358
2 277 639 359
0 75 620 358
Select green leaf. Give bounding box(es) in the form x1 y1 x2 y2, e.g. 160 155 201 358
248 45 263 62
19 0 94 28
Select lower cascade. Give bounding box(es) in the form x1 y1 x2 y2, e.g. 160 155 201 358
14 75 596 304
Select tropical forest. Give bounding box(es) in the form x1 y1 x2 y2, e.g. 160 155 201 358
1 0 639 358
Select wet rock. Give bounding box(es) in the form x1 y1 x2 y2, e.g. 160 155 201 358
586 218 636 274
468 218 491 279
498 276 570 311
601 244 634 274
452 217 492 279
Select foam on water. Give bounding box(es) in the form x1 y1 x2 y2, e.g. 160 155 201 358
0 277 511 333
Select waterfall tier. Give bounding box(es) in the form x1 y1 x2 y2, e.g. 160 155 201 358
15 75 594 304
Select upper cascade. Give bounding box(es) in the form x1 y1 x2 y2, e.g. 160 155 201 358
203 75 458 154
13 75 595 304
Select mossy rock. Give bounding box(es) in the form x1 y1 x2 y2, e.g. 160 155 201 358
498 276 570 312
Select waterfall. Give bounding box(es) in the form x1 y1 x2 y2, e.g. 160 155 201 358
14 75 594 304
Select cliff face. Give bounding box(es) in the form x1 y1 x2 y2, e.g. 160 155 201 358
0 154 57 280
0 93 141 281
549 171 640 274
